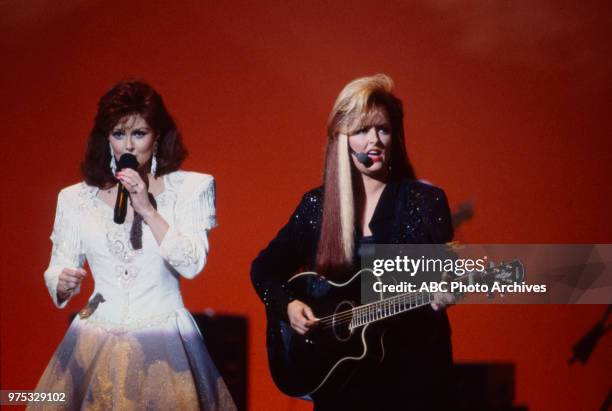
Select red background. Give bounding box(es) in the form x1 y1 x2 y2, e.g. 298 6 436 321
1 1 611 410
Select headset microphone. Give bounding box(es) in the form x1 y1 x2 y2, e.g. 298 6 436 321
350 149 373 168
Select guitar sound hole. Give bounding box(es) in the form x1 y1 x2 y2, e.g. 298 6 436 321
332 301 354 342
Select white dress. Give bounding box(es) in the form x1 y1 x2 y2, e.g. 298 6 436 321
30 171 236 411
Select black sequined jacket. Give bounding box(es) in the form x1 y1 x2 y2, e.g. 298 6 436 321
250 179 454 322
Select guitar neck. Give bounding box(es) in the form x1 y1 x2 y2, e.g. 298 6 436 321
350 289 432 329
349 269 493 329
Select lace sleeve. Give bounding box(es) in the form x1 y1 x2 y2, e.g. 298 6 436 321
44 188 86 308
158 175 217 279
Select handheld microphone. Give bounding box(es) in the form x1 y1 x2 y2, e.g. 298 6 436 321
113 153 139 224
350 149 373 168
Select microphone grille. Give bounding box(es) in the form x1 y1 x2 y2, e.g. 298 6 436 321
117 153 139 170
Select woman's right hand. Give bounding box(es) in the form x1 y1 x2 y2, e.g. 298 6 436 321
57 268 87 301
287 300 319 335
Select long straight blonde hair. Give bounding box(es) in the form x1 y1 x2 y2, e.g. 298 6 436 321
315 74 415 276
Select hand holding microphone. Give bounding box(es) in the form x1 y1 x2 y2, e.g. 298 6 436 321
114 154 156 222
113 154 138 224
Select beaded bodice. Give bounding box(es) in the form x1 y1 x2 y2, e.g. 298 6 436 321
43 171 217 328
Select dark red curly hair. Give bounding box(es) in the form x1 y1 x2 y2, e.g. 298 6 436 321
81 80 187 188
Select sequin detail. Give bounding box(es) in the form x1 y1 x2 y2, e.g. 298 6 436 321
29 311 237 410
115 264 140 288
251 181 453 319
163 233 200 267
398 183 452 243
38 173 234 411
85 309 180 333
106 222 142 263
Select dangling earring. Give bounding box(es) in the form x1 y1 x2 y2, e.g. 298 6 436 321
109 142 117 176
150 147 158 177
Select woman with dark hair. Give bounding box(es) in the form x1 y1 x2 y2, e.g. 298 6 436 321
32 80 236 410
251 74 455 410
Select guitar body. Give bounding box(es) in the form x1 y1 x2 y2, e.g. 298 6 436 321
265 261 524 400
266 271 386 400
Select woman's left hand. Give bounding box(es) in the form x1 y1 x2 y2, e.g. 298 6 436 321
431 272 456 311
116 169 155 218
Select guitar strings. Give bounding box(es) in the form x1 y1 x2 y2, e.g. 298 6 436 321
316 279 449 327
315 284 443 327
315 291 433 329
310 266 510 330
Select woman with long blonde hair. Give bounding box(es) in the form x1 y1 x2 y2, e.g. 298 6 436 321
251 74 454 410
